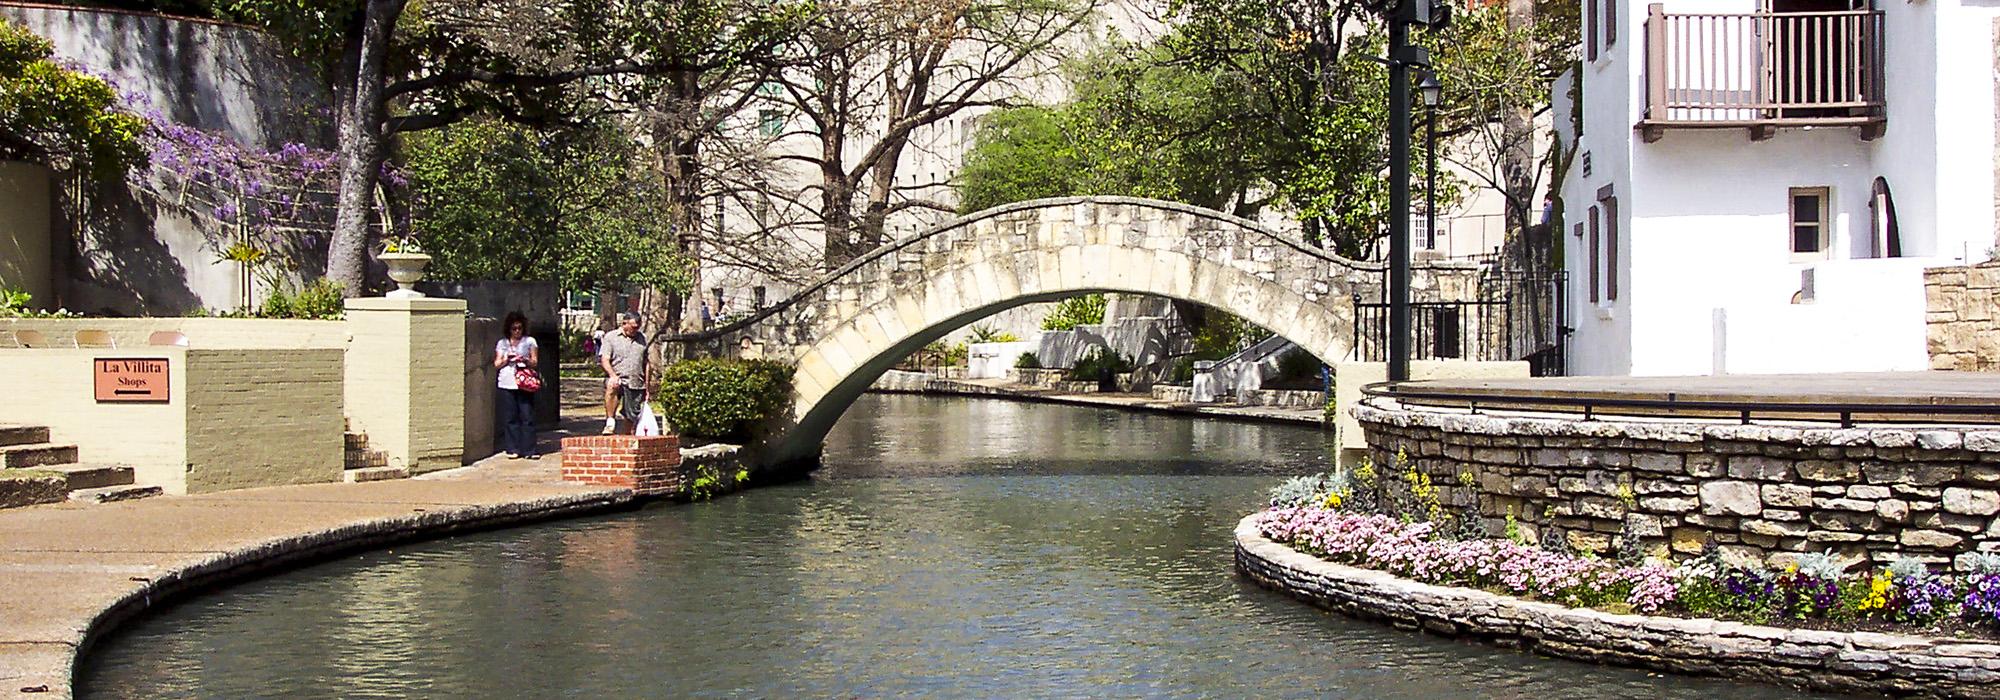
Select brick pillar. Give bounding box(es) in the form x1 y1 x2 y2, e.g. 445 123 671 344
561 435 683 496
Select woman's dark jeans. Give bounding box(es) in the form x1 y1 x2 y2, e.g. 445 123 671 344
500 388 537 456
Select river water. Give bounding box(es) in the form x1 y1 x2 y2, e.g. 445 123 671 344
81 394 1819 699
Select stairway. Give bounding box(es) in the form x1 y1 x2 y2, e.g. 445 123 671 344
342 429 406 482
0 424 158 507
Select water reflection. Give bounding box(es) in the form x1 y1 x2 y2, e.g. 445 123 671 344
81 394 1827 699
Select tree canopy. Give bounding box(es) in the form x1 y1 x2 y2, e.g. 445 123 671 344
402 117 689 292
0 18 147 181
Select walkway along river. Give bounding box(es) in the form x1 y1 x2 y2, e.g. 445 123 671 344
79 395 1832 698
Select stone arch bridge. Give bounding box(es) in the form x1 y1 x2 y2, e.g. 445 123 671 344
667 196 1480 468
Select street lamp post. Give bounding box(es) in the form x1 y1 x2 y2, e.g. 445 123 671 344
1387 16 1413 382
1385 0 1445 383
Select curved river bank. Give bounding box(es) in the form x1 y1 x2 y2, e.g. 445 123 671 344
80 394 1829 698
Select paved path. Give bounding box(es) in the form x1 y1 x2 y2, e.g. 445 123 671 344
887 377 1326 426
0 440 628 699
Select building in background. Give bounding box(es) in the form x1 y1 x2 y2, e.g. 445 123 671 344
1554 0 1997 376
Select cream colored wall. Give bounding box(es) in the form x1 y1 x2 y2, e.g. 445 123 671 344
1 318 346 349
0 348 187 488
1332 360 1532 463
183 348 344 493
0 162 52 308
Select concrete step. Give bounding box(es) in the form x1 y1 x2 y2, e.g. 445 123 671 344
342 466 410 483
0 470 66 509
0 443 78 468
41 463 134 491
0 425 50 448
67 484 163 504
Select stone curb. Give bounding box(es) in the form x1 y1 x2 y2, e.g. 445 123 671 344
42 488 636 699
1233 514 2000 699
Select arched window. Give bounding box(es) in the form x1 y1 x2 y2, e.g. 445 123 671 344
1869 177 1901 258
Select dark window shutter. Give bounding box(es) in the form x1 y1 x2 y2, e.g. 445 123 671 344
1588 206 1601 303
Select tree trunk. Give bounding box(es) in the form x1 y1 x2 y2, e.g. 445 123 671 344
857 137 908 252
648 72 708 337
325 0 408 296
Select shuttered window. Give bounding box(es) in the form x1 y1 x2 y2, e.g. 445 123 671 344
1588 206 1602 304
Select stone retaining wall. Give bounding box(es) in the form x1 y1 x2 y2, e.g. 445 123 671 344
1237 388 1325 409
1356 401 2000 570
1234 515 2000 699
1926 262 2000 371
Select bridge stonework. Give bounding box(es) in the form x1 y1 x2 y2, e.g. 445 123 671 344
671 197 1478 467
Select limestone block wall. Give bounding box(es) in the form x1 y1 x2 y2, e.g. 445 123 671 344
1357 401 2000 570
1927 262 2000 371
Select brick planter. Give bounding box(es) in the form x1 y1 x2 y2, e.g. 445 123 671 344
560 435 683 496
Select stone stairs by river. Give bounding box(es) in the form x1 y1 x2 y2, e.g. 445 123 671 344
0 423 158 508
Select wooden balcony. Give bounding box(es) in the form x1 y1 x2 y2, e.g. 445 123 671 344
1641 4 1886 142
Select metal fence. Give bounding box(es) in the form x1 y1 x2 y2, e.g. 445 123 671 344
1352 267 1569 376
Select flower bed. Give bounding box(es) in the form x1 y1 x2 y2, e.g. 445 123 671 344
1242 469 2000 696
1254 504 2000 639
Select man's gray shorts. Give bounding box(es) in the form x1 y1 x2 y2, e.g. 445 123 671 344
618 386 647 423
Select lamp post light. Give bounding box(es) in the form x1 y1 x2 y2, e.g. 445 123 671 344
1419 73 1442 253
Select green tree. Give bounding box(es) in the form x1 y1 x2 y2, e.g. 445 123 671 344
957 106 1075 213
0 18 147 181
403 118 690 293
202 0 805 295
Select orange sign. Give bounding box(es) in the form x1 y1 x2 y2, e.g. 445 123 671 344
94 358 170 403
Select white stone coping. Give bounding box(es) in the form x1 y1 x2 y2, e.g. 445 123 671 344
1234 514 2000 698
1355 398 2000 451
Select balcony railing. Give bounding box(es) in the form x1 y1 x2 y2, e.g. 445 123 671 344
1641 4 1885 141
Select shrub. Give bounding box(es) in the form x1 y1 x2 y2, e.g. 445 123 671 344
657 358 795 439
1040 293 1105 331
968 323 1021 343
0 288 75 318
1014 351 1041 369
260 279 345 320
558 327 593 363
1065 346 1132 382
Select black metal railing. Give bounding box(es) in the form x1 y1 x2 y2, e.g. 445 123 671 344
1362 381 2000 427
1353 300 1508 363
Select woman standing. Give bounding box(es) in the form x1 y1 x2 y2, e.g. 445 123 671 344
493 311 541 459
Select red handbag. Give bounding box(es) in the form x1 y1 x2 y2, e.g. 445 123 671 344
515 366 543 393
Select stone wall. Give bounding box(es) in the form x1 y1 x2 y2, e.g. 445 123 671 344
0 4 336 316
1235 516 2000 699
1356 401 2000 570
1927 262 2000 371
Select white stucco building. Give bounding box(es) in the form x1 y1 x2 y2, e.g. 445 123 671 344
1555 0 2000 376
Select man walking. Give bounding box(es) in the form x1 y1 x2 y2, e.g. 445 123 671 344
598 313 650 434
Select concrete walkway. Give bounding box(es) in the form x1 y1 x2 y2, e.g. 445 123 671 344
886 377 1327 426
0 438 631 698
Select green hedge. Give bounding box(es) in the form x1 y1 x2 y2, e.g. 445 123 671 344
658 358 795 440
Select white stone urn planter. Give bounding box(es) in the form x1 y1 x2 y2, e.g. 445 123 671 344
379 251 432 299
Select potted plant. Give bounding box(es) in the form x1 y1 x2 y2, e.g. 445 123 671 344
378 237 431 298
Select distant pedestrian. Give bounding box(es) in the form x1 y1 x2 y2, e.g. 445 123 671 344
700 301 713 329
493 311 540 459
598 313 651 434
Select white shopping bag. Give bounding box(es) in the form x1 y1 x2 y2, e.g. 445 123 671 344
636 403 662 436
